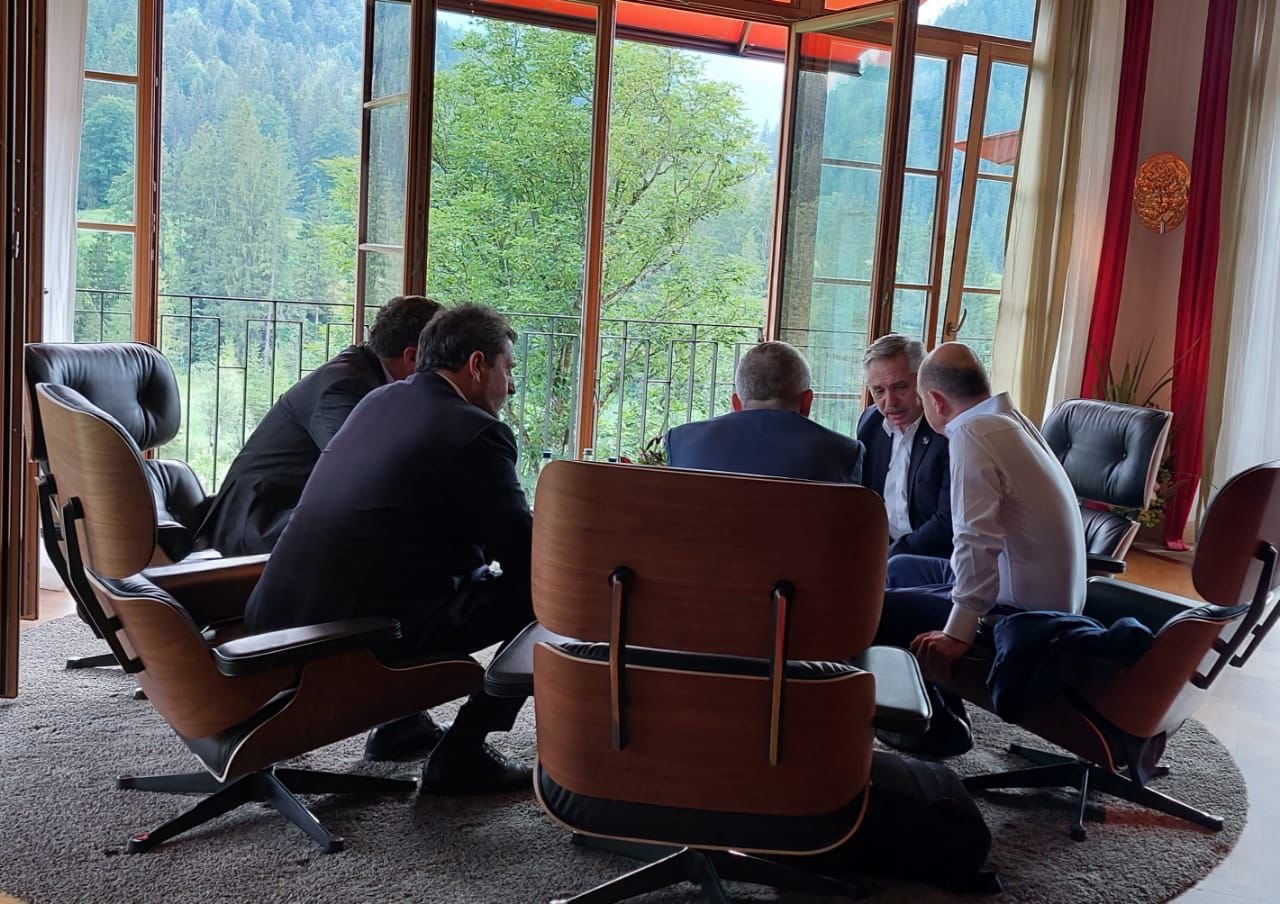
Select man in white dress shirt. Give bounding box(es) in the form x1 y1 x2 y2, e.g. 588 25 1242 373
875 343 1086 756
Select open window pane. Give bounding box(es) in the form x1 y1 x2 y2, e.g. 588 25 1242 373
922 0 1038 42
367 101 409 246
74 229 134 341
425 9 597 482
890 287 928 341
85 0 138 76
954 291 1000 369
978 61 1028 176
778 14 896 434
963 176 1013 289
896 172 936 285
363 249 404 314
906 55 946 170
78 80 136 224
372 0 412 100
597 30 782 458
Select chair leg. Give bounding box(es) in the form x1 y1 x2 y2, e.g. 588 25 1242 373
126 774 258 853
964 761 1085 791
65 651 118 670
258 772 344 854
1008 743 1074 768
551 848 701 904
1090 768 1224 831
121 766 416 854
1070 767 1091 842
117 771 222 794
273 767 416 796
693 854 731 904
708 850 862 898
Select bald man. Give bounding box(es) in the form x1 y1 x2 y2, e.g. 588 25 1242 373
874 343 1085 756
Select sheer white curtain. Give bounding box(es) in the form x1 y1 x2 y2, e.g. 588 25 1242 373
42 0 88 343
989 0 1125 425
1209 0 1280 491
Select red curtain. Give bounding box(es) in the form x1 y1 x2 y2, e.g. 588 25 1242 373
1163 0 1239 549
1080 0 1156 398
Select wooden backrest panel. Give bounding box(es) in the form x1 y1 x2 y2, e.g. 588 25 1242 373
534 644 875 817
35 384 157 578
1083 613 1231 739
532 461 887 661
90 574 296 739
1194 461 1280 605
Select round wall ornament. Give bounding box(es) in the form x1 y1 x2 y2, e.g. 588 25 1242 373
1133 152 1191 234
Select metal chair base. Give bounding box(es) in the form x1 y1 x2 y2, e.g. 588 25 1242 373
117 766 416 854
65 651 118 670
552 843 862 903
964 743 1222 841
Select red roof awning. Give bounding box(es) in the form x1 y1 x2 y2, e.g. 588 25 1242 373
953 128 1021 166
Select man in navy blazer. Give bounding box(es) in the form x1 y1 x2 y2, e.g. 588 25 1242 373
857 334 953 559
665 340 863 483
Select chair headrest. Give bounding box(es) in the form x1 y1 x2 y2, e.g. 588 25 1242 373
33 382 159 578
1041 398 1171 509
24 342 181 463
1194 461 1280 606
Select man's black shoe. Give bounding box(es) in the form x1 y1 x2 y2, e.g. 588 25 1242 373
876 714 973 758
420 742 532 796
364 713 451 763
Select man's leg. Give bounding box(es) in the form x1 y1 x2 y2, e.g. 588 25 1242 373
411 581 535 794
876 580 972 757
885 554 954 590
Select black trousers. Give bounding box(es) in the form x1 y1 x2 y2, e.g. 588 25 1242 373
398 576 535 741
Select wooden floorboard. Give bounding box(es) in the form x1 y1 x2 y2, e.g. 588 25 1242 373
16 549 1276 900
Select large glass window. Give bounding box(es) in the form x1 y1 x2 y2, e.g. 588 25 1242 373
70 0 1037 488
74 0 140 341
425 5 598 485
595 9 783 459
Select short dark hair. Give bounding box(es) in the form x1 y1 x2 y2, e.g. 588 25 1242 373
734 341 811 403
368 296 442 359
918 350 991 401
416 303 518 373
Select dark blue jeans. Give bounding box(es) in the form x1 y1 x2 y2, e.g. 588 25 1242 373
875 555 967 728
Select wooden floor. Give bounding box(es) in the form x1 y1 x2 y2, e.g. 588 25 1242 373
16 549 1277 901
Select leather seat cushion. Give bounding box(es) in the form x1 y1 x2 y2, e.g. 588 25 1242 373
1081 505 1138 559
537 764 865 855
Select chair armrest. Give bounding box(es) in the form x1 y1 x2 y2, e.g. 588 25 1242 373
144 553 270 626
1087 553 1127 574
849 646 933 734
485 620 563 698
213 617 402 677
1084 577 1201 632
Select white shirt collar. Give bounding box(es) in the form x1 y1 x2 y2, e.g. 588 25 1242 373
378 358 396 385
435 370 470 402
944 392 1010 438
881 412 923 439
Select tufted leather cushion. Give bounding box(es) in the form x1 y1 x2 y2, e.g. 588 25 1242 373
1081 504 1140 559
25 342 183 462
1042 398 1171 509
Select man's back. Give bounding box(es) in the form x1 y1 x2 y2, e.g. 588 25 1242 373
196 344 386 555
245 371 531 638
947 394 1085 615
666 408 864 484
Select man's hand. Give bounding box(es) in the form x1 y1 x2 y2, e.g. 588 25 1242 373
909 631 972 683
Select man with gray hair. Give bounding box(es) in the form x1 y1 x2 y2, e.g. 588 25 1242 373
874 342 1085 757
664 340 863 483
857 333 953 559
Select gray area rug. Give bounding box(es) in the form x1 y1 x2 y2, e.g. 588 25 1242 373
0 618 1246 903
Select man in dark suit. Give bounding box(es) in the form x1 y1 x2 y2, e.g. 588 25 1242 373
857 333 953 559
665 340 863 483
245 303 532 794
195 296 441 556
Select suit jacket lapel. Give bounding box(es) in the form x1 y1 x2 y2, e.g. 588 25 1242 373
906 422 933 504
